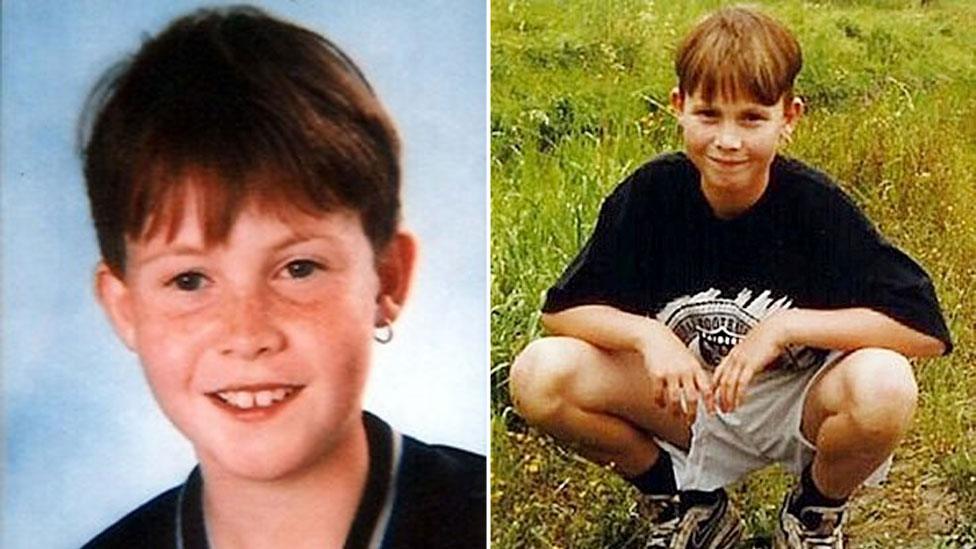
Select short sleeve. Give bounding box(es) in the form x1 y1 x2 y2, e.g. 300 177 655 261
542 174 649 316
816 188 953 354
861 240 953 354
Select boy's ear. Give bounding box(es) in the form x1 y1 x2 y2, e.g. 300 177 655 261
782 96 805 138
94 263 137 350
669 87 684 114
374 230 418 325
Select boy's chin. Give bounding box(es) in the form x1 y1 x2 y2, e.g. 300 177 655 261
702 171 759 192
185 405 366 483
195 441 335 483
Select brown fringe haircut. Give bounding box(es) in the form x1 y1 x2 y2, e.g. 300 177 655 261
80 6 401 276
675 6 802 106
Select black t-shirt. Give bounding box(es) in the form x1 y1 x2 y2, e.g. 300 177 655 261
544 153 951 369
82 412 485 549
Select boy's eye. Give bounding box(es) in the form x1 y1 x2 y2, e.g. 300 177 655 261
283 259 322 279
168 271 208 292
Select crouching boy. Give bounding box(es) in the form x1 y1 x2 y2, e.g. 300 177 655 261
80 7 484 548
510 6 950 548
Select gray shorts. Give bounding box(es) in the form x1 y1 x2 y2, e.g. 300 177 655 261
656 351 892 491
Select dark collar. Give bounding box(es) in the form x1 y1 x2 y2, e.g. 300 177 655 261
175 412 400 549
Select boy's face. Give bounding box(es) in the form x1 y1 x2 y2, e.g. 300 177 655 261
96 188 414 481
671 88 803 213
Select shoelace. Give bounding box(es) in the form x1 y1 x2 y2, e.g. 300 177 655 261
798 508 844 549
803 536 837 549
644 515 681 548
800 533 839 549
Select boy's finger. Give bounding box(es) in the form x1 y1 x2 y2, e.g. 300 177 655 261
711 369 724 407
678 389 692 423
734 367 757 410
714 355 733 387
695 369 716 414
681 375 698 418
721 362 740 412
730 361 754 411
716 362 730 410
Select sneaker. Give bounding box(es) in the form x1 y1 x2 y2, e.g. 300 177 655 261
639 491 743 548
637 494 681 548
774 487 847 549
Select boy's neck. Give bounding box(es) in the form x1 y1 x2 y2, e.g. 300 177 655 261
200 417 370 548
699 173 771 220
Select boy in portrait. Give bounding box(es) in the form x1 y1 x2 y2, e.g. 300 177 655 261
76 6 484 548
510 6 951 548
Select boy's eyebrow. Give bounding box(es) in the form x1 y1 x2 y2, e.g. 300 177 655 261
739 108 770 116
134 244 209 268
265 233 341 252
690 103 772 116
134 232 340 267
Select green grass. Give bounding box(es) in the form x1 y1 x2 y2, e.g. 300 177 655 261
491 0 976 546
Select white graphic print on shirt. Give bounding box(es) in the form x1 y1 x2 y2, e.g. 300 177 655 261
656 288 828 371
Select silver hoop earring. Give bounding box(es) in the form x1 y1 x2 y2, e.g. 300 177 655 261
373 320 393 344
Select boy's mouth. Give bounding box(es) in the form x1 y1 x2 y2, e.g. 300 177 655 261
207 385 302 411
708 156 748 168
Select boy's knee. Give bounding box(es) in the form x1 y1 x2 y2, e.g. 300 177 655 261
509 337 584 424
844 349 917 442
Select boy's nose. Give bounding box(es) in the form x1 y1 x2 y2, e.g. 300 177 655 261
714 125 742 150
218 292 286 360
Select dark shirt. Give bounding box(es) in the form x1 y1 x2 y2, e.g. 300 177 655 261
544 153 951 369
83 412 485 549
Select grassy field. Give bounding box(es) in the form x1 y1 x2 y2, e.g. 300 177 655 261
490 0 976 546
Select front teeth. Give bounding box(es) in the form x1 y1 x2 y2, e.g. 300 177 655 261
216 387 294 410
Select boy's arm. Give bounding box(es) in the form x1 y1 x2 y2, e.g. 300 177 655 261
775 307 945 356
542 305 715 419
713 307 945 412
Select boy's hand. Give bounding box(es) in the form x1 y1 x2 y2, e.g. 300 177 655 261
713 313 791 412
639 327 716 422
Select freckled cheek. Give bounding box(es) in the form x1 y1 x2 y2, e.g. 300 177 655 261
132 308 220 388
680 123 705 143
279 273 378 327
281 297 373 345
683 127 716 155
752 126 782 147
273 295 375 373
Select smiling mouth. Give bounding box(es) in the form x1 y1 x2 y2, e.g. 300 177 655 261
208 385 302 411
709 157 747 167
